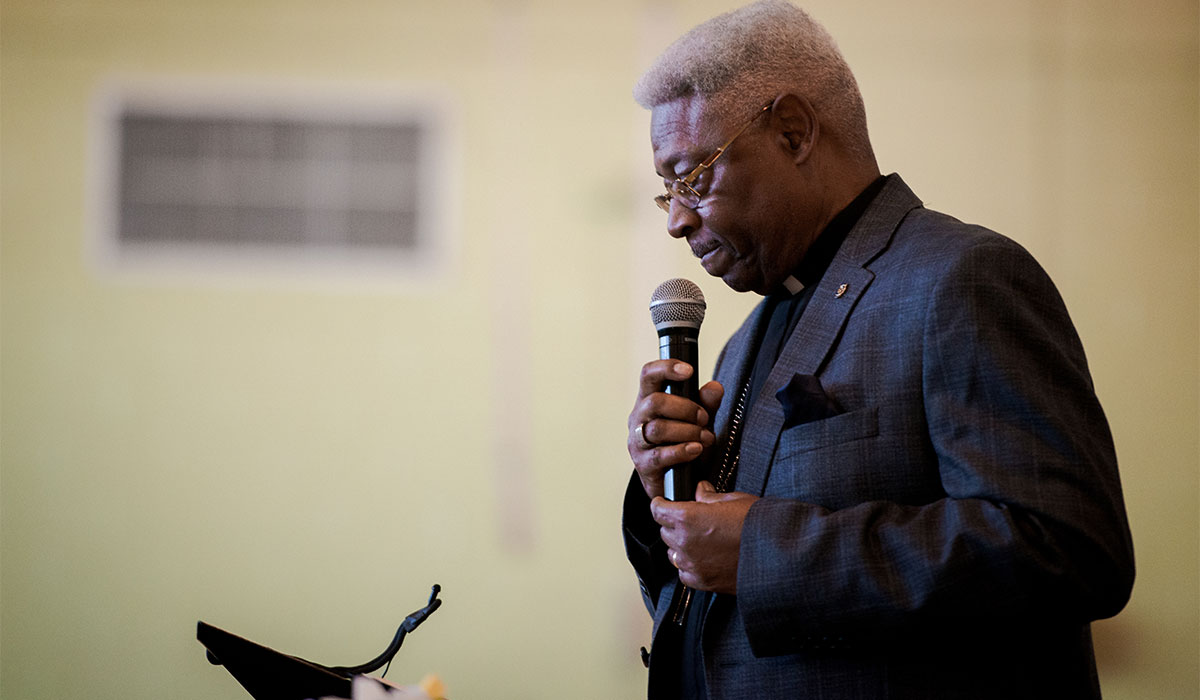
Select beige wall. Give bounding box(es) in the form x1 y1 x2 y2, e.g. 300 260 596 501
2 1 1196 698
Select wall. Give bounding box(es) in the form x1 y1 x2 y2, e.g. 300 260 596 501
2 1 1196 698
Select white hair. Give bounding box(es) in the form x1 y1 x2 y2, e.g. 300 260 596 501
634 0 873 162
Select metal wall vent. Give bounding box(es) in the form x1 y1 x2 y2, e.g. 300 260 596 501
89 82 456 283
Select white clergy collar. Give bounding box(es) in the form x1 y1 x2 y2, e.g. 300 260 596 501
782 275 805 296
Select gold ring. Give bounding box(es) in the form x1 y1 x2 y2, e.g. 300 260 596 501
635 421 655 448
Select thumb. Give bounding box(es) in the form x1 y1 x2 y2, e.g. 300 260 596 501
699 381 725 419
695 480 721 503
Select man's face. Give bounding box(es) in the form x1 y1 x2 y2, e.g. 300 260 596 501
650 95 819 295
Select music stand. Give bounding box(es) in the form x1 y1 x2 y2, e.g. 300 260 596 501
198 584 442 700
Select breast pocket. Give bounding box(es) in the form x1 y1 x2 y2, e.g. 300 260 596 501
775 405 879 460
768 405 939 506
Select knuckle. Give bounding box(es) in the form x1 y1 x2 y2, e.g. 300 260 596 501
638 395 667 423
630 397 647 419
639 360 665 385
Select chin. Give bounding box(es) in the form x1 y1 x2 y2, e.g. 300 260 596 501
707 258 772 295
718 271 762 295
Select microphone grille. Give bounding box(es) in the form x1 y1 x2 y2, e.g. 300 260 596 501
649 278 706 330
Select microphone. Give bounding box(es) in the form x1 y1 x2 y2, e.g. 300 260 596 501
649 278 707 501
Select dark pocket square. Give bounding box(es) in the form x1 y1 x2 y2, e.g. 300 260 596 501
776 374 840 429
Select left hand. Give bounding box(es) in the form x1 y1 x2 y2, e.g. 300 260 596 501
651 481 759 595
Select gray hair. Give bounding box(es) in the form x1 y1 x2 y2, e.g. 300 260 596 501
634 0 873 162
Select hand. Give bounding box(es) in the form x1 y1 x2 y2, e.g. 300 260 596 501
651 481 758 594
627 360 724 499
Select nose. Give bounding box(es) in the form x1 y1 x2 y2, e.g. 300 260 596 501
666 200 700 240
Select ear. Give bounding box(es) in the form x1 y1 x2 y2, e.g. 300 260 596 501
770 94 819 164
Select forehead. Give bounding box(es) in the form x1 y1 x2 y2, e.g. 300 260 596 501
650 95 726 171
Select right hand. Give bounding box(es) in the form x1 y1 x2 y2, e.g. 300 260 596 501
627 360 725 499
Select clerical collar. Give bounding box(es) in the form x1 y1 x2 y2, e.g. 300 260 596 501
779 175 887 296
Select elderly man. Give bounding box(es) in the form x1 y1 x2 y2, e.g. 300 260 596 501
622 1 1135 698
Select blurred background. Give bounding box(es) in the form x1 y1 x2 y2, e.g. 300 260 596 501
1 0 1196 698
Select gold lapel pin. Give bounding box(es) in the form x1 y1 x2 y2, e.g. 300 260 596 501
835 283 848 298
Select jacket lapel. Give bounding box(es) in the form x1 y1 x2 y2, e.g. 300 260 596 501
734 175 924 496
711 301 768 440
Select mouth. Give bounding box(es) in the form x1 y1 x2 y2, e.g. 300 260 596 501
690 238 721 260
692 244 716 261
694 244 733 276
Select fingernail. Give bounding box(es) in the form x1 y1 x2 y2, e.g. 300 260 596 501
697 409 708 424
684 442 702 456
674 363 692 376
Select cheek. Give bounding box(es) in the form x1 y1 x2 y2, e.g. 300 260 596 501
691 204 734 245
700 173 783 258
705 219 751 257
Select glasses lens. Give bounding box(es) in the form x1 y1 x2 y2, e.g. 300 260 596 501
670 180 701 209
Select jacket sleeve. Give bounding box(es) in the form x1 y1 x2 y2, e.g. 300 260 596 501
623 471 675 617
736 238 1135 657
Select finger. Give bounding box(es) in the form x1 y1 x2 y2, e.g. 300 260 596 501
672 550 702 579
634 392 710 433
637 360 695 400
695 483 737 503
650 496 685 528
636 415 714 450
696 484 753 505
633 440 703 475
698 381 725 419
631 442 703 499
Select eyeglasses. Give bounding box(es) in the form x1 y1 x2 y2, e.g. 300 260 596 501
654 103 771 213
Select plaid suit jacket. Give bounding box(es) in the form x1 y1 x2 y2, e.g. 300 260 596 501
623 174 1134 699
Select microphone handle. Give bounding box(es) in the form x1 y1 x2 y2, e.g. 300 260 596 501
659 330 701 501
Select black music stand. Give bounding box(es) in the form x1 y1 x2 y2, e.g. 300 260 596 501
198 621 352 700
198 585 442 700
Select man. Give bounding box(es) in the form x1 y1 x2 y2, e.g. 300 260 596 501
622 1 1135 698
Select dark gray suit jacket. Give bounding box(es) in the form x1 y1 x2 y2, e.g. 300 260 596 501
623 175 1135 699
